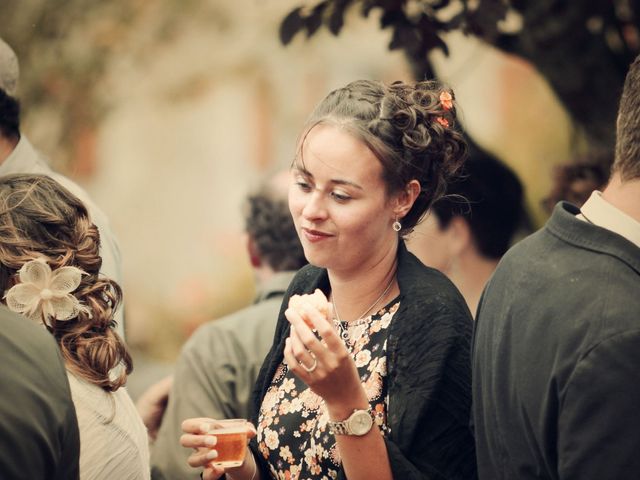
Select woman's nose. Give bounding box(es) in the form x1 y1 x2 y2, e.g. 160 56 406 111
302 192 327 221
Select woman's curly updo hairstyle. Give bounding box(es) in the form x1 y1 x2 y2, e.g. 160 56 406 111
0 174 131 392
298 79 467 234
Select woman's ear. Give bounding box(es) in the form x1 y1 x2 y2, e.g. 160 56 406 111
393 179 421 219
245 233 262 268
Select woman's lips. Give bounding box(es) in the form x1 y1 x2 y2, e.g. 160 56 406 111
302 227 333 243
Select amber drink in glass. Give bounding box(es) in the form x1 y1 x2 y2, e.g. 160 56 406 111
208 419 247 468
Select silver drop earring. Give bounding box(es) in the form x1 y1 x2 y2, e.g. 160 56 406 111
392 218 402 232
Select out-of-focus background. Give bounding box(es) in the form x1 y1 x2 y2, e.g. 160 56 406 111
2 0 638 396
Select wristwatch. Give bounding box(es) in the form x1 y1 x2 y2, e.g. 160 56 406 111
328 408 374 436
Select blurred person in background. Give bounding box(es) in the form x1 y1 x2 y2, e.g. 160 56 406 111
407 144 527 317
0 38 125 338
472 55 640 479
542 149 612 213
0 174 149 479
0 306 80 479
181 80 477 480
148 170 307 480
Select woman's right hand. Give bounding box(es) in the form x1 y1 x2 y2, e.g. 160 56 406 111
180 417 256 480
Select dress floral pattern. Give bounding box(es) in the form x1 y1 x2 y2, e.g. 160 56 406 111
257 298 400 480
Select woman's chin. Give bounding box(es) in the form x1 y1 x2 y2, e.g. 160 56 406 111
302 250 332 270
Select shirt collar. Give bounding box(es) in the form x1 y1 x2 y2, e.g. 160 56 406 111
254 270 297 303
0 135 46 175
579 191 640 248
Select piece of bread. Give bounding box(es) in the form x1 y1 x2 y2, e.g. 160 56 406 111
288 289 331 327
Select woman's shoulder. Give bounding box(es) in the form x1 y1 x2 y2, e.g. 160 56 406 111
288 264 326 290
278 264 332 303
66 372 108 407
66 372 147 437
67 373 150 479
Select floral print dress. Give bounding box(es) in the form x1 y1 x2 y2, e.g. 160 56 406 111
257 298 400 480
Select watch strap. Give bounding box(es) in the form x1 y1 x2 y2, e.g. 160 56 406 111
327 408 372 436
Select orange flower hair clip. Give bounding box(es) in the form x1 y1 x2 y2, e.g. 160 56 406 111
439 90 453 110
435 117 450 128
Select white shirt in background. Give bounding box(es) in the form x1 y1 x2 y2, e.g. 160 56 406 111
67 373 150 480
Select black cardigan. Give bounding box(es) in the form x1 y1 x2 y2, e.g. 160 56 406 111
249 242 477 479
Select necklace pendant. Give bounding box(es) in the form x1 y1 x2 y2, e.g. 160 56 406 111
333 318 351 345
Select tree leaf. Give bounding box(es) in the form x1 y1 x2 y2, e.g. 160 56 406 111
328 0 351 36
305 2 328 37
380 8 406 30
279 7 304 45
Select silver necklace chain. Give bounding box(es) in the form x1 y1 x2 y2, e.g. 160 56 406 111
331 274 396 343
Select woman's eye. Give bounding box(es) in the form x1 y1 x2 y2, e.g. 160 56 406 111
295 181 312 191
331 191 351 202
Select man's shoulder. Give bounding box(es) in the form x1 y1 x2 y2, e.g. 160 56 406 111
208 295 283 329
0 307 75 423
0 307 63 367
10 136 114 233
47 172 111 224
0 309 79 480
479 212 640 363
184 296 284 352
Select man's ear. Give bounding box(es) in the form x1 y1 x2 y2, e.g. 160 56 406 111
446 216 472 256
393 179 421 220
245 234 262 268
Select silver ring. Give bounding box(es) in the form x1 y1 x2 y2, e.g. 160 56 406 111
299 354 317 373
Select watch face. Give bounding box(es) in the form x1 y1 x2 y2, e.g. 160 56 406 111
349 410 373 436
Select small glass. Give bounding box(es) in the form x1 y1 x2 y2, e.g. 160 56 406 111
207 419 248 468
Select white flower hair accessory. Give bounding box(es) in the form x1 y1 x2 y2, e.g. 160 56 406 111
4 258 91 325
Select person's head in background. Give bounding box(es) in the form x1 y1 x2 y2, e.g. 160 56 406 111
407 143 526 317
0 174 131 391
0 88 20 161
0 38 19 97
542 150 611 213
612 54 640 185
0 39 20 161
244 169 307 284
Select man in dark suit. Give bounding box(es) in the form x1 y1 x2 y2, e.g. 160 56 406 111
472 55 640 479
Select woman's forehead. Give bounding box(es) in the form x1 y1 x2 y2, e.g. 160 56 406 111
298 125 382 177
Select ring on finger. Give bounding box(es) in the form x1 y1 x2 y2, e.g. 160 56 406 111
299 351 317 373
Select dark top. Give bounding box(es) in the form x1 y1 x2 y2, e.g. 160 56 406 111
0 306 80 479
472 202 640 479
250 242 477 479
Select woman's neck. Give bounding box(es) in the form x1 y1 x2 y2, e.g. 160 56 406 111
328 243 400 323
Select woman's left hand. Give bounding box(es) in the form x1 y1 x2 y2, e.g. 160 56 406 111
180 418 257 479
283 304 367 409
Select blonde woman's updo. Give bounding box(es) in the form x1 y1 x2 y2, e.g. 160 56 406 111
0 174 131 392
299 79 467 234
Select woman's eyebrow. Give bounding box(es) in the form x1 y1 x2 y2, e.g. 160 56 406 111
293 165 363 190
293 165 312 177
330 179 363 190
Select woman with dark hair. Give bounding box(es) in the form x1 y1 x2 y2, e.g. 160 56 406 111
182 80 477 480
0 174 149 479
